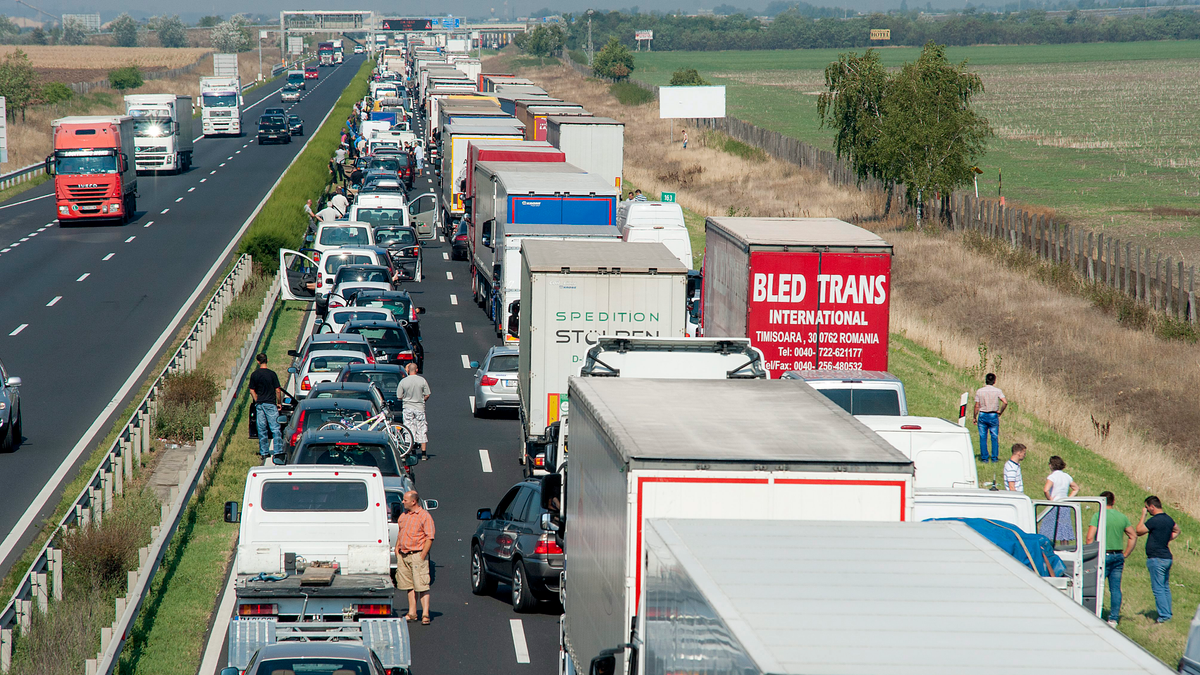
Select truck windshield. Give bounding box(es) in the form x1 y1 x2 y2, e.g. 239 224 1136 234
293 443 400 476
132 118 172 137
55 151 117 175
201 94 237 108
260 481 368 511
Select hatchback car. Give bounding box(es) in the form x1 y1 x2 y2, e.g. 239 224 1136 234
472 346 518 417
256 114 290 144
0 358 22 453
280 85 301 102
319 307 397 334
225 641 391 675
304 66 319 79
349 289 424 340
451 219 470 260
288 114 303 135
336 363 405 412
290 428 416 487
343 319 421 371
471 479 564 611
289 350 369 399
280 396 375 454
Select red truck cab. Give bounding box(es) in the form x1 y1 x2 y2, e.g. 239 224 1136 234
47 116 138 224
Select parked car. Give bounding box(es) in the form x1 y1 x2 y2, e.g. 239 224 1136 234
286 333 374 394
304 66 319 79
289 350 369 399
0 358 22 453
336 363 406 413
290 428 416 487
472 346 518 417
306 380 388 414
348 289 424 341
374 225 422 282
280 85 301 102
319 307 397 334
280 396 375 454
256 114 290 144
288 114 304 135
225 641 391 675
342 319 422 371
471 479 564 612
451 220 470 260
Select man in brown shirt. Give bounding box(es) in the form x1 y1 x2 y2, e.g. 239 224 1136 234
972 373 1008 463
395 490 435 623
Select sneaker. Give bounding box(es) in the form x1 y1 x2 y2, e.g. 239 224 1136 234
1157 618 1171 623
1106 620 1118 628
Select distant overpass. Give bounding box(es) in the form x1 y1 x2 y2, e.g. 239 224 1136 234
277 11 531 53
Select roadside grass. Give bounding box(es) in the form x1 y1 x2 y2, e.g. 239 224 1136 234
619 178 704 269
0 173 50 205
609 81 654 105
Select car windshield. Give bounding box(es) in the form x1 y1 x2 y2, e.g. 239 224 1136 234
319 226 370 247
331 310 389 324
455 220 469 236
294 443 400 476
376 229 416 246
337 269 390 284
306 354 366 372
346 371 403 397
356 208 403 227
55 151 118 175
487 355 519 373
348 326 407 346
303 407 370 429
324 254 374 275
289 116 301 124
132 117 172 137
201 93 237 108
358 298 411 318
369 158 400 172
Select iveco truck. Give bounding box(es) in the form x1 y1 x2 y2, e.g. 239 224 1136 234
47 116 138 223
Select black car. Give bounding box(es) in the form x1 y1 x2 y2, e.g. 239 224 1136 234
336 363 405 412
0 357 22 453
288 114 304 135
342 320 422 372
451 219 469 260
348 288 424 340
471 479 564 612
257 114 291 144
373 225 422 282
289 428 417 486
263 107 286 117
306 380 388 413
280 396 375 453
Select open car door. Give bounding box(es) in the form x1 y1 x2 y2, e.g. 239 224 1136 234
280 248 318 302
408 192 438 240
1034 497 1105 615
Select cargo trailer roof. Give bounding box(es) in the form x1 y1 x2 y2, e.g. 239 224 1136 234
478 164 618 195
707 216 892 251
499 223 621 238
445 122 525 135
547 116 623 127
645 518 1175 675
523 240 686 275
568 378 911 465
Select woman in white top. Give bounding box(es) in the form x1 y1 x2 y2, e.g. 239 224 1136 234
1040 455 1080 544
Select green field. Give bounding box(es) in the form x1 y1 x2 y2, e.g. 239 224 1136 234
635 41 1200 261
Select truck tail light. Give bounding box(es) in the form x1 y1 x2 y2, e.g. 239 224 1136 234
533 453 546 468
238 604 278 616
480 375 498 386
354 604 391 616
900 425 922 430
300 376 311 391
534 537 562 556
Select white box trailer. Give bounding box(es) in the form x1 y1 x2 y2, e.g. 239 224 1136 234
123 94 194 173
546 116 625 192
633 519 1172 675
560 378 915 675
518 241 688 443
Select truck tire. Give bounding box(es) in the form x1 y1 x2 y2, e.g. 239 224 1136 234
511 559 537 613
470 545 496 596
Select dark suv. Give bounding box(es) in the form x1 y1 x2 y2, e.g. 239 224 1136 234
471 479 563 612
257 114 291 144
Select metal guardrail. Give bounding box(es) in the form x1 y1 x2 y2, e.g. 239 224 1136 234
0 255 261 674
0 162 46 192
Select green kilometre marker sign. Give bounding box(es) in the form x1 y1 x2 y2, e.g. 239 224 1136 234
661 192 676 202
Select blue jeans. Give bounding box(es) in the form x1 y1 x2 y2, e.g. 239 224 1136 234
1104 552 1125 622
255 403 280 457
977 412 1000 461
1147 557 1173 621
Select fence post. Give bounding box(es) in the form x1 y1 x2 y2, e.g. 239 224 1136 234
1178 260 1185 318
51 547 62 600
1155 253 1163 311
1087 233 1095 283
1 627 11 673
1167 258 1175 316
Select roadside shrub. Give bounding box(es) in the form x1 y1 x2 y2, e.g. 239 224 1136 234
61 490 156 590
109 66 143 91
610 81 653 105
155 370 219 442
701 130 766 162
40 81 73 105
669 67 710 86
226 270 271 323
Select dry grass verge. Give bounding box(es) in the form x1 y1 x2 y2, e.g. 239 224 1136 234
0 46 211 72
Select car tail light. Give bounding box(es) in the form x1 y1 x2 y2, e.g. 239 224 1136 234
316 277 323 288
330 300 344 309
355 604 391 616
300 376 311 391
238 604 278 616
395 352 412 362
409 306 417 321
313 252 321 262
480 375 498 386
290 409 306 446
534 537 562 555
455 234 468 242
366 353 376 364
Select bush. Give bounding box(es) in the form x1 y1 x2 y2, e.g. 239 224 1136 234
108 66 143 91
569 49 588 65
669 67 710 86
610 81 654 105
155 370 219 442
40 81 73 105
592 37 635 80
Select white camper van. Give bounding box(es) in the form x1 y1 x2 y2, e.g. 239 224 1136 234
617 201 693 269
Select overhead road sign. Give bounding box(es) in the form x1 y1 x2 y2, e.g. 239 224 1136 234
382 18 434 30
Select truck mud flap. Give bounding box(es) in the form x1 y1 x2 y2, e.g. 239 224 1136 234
362 618 412 669
228 618 277 669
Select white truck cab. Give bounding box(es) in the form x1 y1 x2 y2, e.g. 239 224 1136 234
782 369 908 415
857 415 977 488
617 201 693 269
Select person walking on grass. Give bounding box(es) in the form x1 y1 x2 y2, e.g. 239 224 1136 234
1003 443 1025 492
398 362 430 460
1137 495 1180 623
682 128 688 149
1086 491 1136 627
972 373 1007 462
1039 455 1079 545
249 353 283 461
395 490 435 625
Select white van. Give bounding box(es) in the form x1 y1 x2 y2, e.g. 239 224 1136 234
857 415 977 489
782 370 908 415
913 487 1036 532
617 201 693 269
350 193 411 229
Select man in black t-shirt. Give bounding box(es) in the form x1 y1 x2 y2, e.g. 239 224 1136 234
1136 495 1181 622
249 353 283 459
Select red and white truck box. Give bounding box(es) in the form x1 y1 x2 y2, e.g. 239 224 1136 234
702 217 893 376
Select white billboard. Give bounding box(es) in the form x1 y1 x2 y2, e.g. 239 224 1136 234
635 29 653 40
659 85 726 119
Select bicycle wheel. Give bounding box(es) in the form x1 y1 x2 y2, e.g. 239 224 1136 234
390 423 414 456
318 422 349 431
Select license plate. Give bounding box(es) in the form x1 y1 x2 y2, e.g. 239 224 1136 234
503 380 515 387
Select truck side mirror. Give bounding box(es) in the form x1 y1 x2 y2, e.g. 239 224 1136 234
481 219 494 248
44 155 54 176
589 654 617 675
507 300 520 338
224 501 240 523
540 473 562 509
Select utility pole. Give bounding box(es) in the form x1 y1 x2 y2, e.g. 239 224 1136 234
586 9 594 65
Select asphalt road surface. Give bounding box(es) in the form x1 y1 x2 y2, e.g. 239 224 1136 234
0 55 365 579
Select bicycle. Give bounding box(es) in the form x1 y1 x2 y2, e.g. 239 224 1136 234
318 409 415 459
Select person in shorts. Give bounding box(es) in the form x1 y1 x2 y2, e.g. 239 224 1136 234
395 490 435 624
398 362 430 460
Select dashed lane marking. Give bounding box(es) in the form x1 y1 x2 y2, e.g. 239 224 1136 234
446 271 453 280
510 620 530 664
442 252 449 260
188 187 195 192
102 253 114 261
468 395 476 412
455 322 463 333
144 221 154 228
76 273 89 282
479 449 493 473
449 294 458 305
175 197 183 203
210 170 217 175
461 355 471 369
161 208 170 214
46 296 61 307
125 236 136 243
200 179 207 183
9 324 28 336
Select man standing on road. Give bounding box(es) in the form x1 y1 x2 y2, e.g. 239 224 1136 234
1137 495 1181 623
1086 491 1136 627
249 354 283 460
972 373 1007 462
398 362 430 460
414 143 425 171
395 490 435 625
1003 443 1025 492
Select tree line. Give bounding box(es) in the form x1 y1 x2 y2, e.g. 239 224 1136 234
553 7 1200 50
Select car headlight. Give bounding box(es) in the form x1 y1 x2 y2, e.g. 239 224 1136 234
0 402 6 410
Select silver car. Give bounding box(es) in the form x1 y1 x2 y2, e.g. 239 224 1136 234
0 357 21 452
472 346 519 417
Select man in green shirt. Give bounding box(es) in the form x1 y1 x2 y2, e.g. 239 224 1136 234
1086 491 1136 627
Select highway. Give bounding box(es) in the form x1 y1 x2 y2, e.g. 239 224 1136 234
0 55 366 579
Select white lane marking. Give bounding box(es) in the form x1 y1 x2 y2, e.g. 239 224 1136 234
9 324 28 336
468 395 475 412
510 619 530 664
76 273 89 281
175 197 183 203
0 249 9 253
9 243 18 248
0 193 52 211
193 134 204 143
210 170 217 175
38 227 48 232
46 296 61 307
161 208 170 214
27 232 37 237
461 354 471 369
200 179 207 183
144 221 154 228
235 150 241 154
442 252 449 260
102 253 114 261
219 163 226 167
479 449 493 473
125 236 136 243
188 187 195 192
445 271 453 280
227 156 234 160
19 238 28 242
243 143 249 148
449 294 458 305
455 322 463 333
438 235 444 243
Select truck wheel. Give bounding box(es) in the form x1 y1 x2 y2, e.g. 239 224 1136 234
470 545 496 596
511 560 537 613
